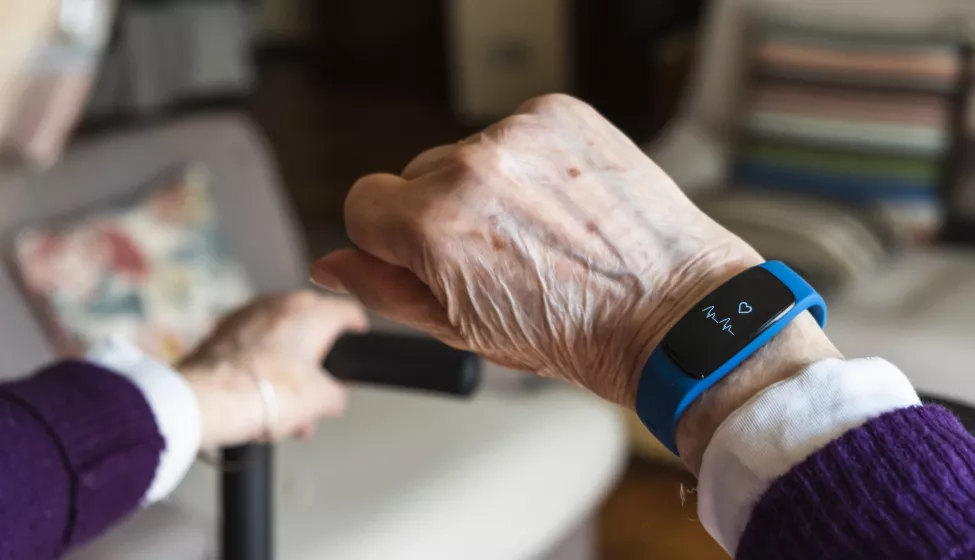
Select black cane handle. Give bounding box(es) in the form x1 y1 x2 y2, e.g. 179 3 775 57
324 333 481 397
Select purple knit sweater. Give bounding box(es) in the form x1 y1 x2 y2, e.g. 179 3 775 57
0 361 163 559
2 362 975 559
738 405 975 559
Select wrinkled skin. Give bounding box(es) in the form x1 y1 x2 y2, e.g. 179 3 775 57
311 94 760 406
180 292 368 447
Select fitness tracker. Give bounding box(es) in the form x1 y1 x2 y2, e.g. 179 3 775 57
635 261 826 455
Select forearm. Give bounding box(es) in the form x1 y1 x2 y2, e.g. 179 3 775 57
309 89 975 560
0 293 358 558
0 361 164 559
675 312 841 474
612 246 840 473
593 233 975 560
670 320 975 558
0 340 205 559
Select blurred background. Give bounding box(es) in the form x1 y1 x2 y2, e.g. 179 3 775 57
4 0 975 559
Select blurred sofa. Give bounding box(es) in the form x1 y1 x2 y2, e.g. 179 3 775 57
0 114 626 559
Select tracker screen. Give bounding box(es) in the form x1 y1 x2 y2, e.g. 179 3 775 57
662 267 796 379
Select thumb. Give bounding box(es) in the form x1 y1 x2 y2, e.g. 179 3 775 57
310 248 465 348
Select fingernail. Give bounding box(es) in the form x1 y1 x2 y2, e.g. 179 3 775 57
309 274 345 293
309 263 346 293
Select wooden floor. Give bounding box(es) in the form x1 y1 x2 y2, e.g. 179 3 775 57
598 460 728 560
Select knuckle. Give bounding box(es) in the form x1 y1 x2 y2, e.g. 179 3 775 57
451 142 503 174
402 144 451 177
346 173 387 206
481 114 538 145
447 143 482 168
291 289 319 303
445 155 500 205
250 292 281 311
495 113 535 133
329 297 363 318
442 144 493 187
282 290 318 311
518 93 585 115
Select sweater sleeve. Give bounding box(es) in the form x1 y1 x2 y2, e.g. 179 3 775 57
737 405 975 559
0 361 164 560
86 337 201 504
697 357 922 552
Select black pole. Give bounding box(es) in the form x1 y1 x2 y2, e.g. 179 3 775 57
222 443 273 560
218 333 480 560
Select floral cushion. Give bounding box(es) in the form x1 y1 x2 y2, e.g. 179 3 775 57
12 164 254 363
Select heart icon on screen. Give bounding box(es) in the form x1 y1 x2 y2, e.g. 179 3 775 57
738 302 753 314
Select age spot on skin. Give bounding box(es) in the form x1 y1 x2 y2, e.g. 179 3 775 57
586 221 599 234
491 235 507 251
567 167 581 178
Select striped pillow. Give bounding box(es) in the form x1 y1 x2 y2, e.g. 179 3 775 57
733 27 966 243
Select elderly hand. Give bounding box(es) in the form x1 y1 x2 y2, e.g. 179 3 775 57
178 291 368 448
310 94 764 403
311 94 838 472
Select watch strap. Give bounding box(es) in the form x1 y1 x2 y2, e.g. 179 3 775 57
635 261 826 455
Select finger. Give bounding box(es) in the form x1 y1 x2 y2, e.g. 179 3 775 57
514 93 584 117
401 144 455 180
310 248 465 348
295 423 317 440
344 173 413 267
315 372 350 418
302 293 370 356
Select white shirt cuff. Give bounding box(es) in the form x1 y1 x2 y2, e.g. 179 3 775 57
87 337 201 505
697 357 921 554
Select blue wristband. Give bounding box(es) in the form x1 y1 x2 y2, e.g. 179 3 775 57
635 261 826 455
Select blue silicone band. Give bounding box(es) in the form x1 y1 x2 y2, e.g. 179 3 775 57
634 261 826 455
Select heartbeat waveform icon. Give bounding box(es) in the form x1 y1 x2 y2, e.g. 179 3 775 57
701 306 735 336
